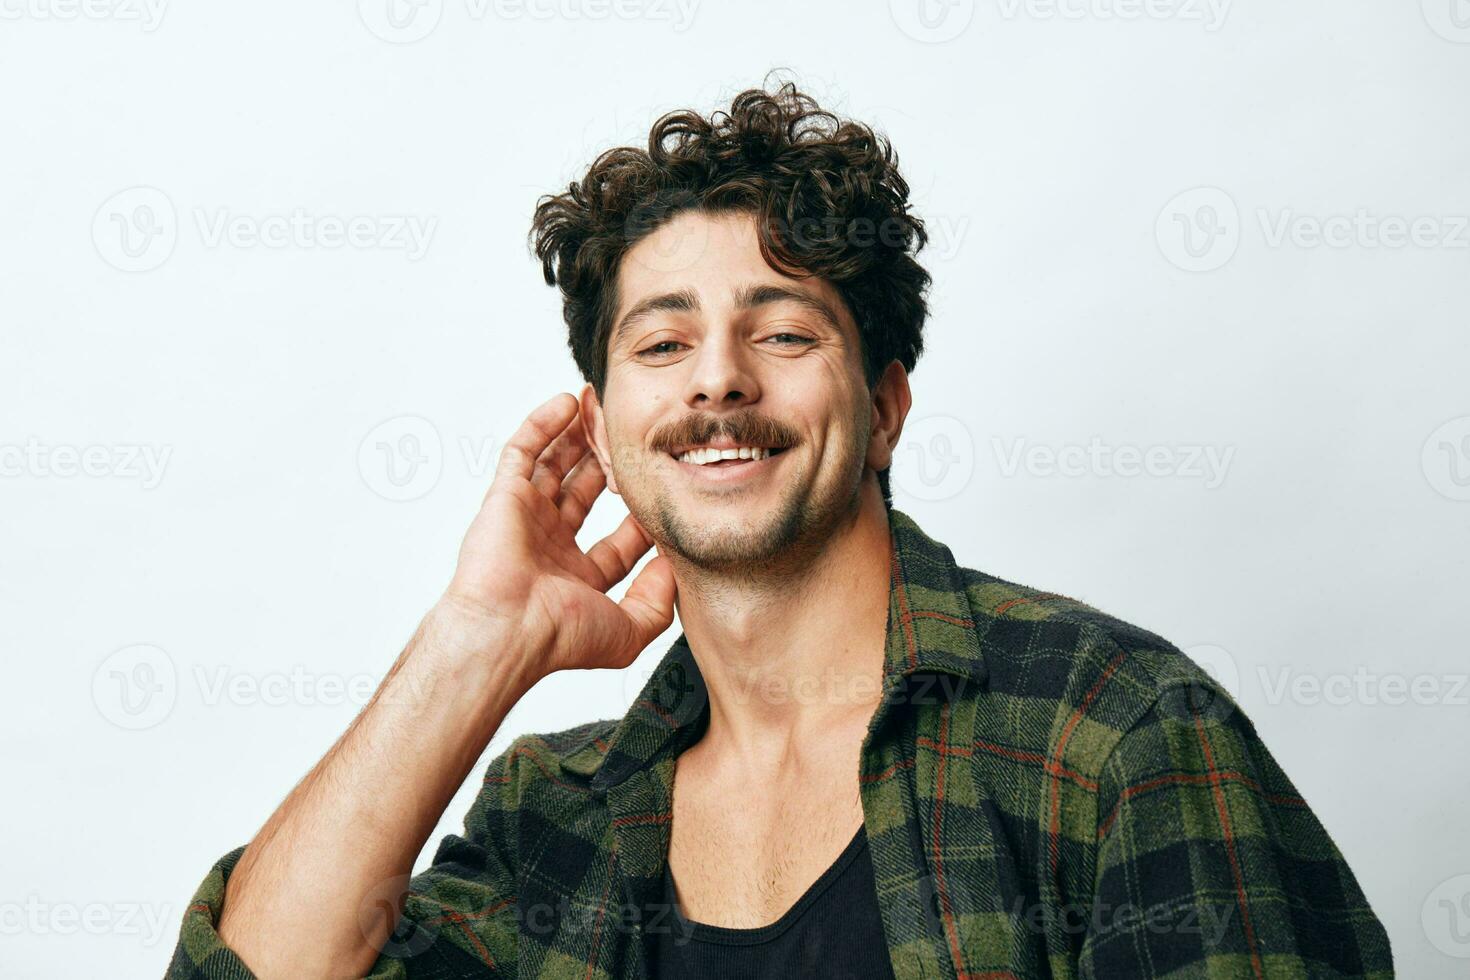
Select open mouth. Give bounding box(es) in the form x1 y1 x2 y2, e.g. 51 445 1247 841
669 446 788 468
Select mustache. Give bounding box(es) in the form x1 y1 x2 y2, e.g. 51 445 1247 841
651 412 799 453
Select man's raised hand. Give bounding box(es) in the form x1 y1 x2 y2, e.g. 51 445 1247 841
435 392 677 685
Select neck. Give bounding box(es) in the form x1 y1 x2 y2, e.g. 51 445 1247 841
666 481 894 764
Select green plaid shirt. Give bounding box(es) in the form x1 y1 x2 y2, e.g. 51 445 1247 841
168 507 1392 979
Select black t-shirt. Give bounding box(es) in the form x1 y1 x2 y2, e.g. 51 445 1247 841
649 824 897 979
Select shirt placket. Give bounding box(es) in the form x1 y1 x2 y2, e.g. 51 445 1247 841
861 676 963 980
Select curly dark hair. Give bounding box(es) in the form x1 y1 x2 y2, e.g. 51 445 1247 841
529 78 931 506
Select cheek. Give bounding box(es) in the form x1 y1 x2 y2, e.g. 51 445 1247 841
787 393 868 461
605 389 668 485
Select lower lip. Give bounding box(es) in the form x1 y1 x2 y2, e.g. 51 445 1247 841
670 450 786 484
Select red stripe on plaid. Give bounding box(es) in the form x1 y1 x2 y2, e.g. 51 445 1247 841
1097 772 1309 839
483 745 594 794
911 610 976 628
611 812 672 828
419 897 515 928
930 701 969 979
1047 650 1128 880
1190 700 1264 980
632 697 679 727
891 542 920 671
584 847 619 980
859 757 917 783
412 894 499 969
917 736 1100 792
995 592 1062 616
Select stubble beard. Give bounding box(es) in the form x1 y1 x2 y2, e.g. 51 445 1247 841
624 429 870 581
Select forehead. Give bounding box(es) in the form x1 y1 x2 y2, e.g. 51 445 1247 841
612 210 854 331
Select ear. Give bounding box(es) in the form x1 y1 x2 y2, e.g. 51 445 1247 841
578 383 620 496
865 360 912 473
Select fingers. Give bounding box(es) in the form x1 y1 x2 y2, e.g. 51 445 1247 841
530 412 590 500
583 511 654 593
558 451 607 530
492 393 579 490
614 554 678 658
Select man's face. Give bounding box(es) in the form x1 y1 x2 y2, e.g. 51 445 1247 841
585 209 890 572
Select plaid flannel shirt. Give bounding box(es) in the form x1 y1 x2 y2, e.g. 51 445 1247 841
167 507 1392 979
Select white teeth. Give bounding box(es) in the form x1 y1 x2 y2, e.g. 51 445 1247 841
676 446 774 465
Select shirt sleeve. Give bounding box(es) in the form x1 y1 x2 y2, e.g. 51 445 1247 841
1079 683 1393 978
165 743 523 979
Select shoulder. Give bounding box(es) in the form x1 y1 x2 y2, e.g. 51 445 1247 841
485 716 621 794
461 717 621 862
954 563 1238 770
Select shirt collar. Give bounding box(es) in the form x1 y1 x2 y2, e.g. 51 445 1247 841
577 506 987 791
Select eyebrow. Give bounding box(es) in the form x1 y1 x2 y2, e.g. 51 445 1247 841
612 282 842 347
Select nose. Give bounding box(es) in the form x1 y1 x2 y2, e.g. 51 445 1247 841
680 329 762 410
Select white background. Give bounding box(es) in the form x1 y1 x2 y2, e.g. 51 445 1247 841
3 0 1468 976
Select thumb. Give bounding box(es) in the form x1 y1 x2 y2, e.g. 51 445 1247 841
615 553 678 658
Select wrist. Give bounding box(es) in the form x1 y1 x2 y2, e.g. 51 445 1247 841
413 594 544 699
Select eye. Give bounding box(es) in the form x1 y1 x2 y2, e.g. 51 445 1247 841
637 340 686 358
766 333 816 346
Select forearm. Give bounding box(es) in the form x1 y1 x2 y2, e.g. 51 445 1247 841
218 600 536 979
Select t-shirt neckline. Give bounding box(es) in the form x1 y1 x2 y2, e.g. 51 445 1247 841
662 824 869 947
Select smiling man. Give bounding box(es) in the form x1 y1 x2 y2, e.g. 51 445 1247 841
167 82 1392 979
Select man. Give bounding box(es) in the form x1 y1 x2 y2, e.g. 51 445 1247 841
167 82 1392 979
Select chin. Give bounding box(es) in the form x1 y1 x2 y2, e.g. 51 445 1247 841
661 499 810 569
